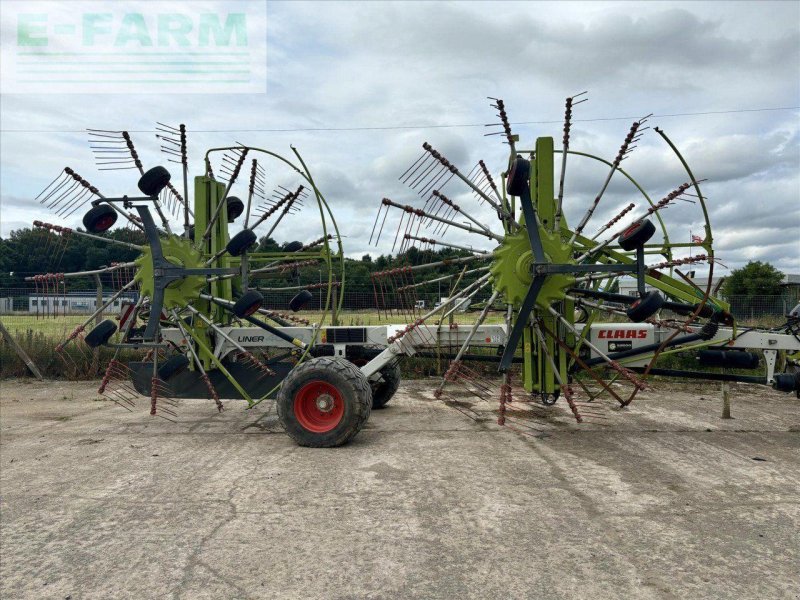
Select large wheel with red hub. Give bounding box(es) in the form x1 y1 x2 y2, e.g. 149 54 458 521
277 356 372 447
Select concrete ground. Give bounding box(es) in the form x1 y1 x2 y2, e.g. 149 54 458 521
1 377 798 600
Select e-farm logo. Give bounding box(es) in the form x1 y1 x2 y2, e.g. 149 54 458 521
1 1 267 94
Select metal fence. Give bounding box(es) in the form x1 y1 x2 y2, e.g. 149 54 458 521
0 285 795 333
0 286 486 337
1 286 796 318
1 284 796 379
727 295 797 323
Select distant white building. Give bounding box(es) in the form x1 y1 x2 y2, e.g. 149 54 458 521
618 274 798 298
27 292 137 315
435 296 470 312
618 275 723 297
618 277 661 297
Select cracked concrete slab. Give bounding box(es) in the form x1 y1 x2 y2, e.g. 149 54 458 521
1 378 798 599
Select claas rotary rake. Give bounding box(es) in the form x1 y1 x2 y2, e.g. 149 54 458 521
26 126 402 447
24 96 800 445
366 95 799 433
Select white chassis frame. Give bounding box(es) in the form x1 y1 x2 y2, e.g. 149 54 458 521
162 321 799 385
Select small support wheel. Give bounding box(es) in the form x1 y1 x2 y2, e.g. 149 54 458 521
277 357 372 447
158 354 190 381
226 196 244 222
84 319 118 348
226 229 257 257
233 290 263 318
617 218 656 251
540 391 559 406
289 289 313 312
506 157 530 196
137 166 171 197
772 371 800 393
284 240 303 252
82 204 118 234
626 291 664 322
371 361 401 409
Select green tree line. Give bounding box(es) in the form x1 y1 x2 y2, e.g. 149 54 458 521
1 227 479 296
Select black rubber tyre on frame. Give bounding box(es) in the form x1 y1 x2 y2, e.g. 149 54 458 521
506 156 531 196
233 290 263 318
617 218 656 251
277 356 372 447
226 196 244 222
284 240 304 252
626 291 664 322
226 229 257 257
158 354 191 381
371 360 401 409
289 289 314 312
83 204 118 234
137 166 171 197
84 319 118 348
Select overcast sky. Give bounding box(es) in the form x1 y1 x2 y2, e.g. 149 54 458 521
1 0 798 276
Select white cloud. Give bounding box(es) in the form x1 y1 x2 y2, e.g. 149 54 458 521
1 0 798 274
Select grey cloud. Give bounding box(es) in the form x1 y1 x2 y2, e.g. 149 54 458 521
1 1 798 276
300 3 799 100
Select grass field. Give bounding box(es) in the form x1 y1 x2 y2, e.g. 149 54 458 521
0 309 491 338
1 315 87 337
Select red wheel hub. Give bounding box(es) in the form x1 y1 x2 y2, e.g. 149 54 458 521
293 380 344 433
621 222 640 237
242 302 261 317
95 214 116 232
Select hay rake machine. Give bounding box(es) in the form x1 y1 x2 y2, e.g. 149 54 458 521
25 125 405 447
22 95 800 445
367 95 800 433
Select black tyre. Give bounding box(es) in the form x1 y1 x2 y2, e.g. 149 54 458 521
626 291 664 322
277 357 372 447
84 319 117 348
371 360 401 409
82 204 118 234
691 303 715 319
772 371 800 393
226 196 244 222
233 290 263 318
668 302 714 318
718 310 735 326
158 354 190 381
617 219 656 251
541 390 560 406
284 240 303 252
137 166 171 196
506 156 530 196
289 289 313 312
226 229 257 257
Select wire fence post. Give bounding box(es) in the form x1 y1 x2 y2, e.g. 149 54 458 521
0 319 43 380
721 378 732 419
92 273 103 375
